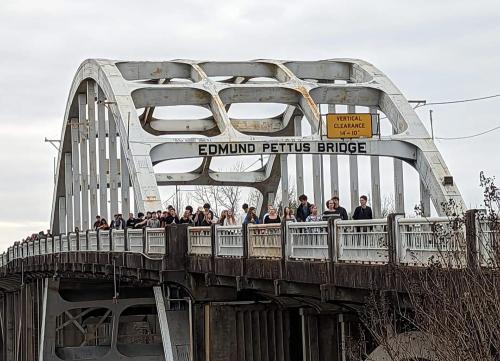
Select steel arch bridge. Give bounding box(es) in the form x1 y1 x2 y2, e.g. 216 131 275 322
50 58 464 234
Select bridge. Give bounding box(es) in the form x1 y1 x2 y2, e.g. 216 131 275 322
0 59 494 361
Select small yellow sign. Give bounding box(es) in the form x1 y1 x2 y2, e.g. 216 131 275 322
326 113 373 139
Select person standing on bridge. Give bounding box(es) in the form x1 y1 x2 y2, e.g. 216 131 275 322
283 207 296 222
146 212 161 228
323 197 348 220
353 195 373 220
93 215 101 231
110 214 125 230
243 207 260 224
296 194 311 222
239 203 249 224
263 207 281 224
126 213 136 228
306 205 322 222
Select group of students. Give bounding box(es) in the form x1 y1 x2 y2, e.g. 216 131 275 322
295 194 373 223
242 194 373 224
92 203 241 231
90 193 373 231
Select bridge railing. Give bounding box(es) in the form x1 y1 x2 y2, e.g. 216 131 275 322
285 221 330 260
247 224 282 259
127 229 144 253
111 230 125 251
145 228 166 255
335 219 389 264
187 226 212 256
477 219 499 267
395 217 466 267
214 225 244 257
1 213 498 269
98 230 111 251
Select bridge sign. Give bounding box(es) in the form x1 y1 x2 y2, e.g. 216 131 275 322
326 113 373 139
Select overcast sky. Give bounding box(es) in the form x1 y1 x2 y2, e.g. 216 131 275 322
0 0 499 249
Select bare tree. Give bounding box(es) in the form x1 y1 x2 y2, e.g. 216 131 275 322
348 173 500 361
191 163 245 216
381 195 395 218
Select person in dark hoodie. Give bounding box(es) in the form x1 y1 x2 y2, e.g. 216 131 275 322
296 194 312 222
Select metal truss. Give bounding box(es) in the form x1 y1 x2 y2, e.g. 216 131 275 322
50 59 465 233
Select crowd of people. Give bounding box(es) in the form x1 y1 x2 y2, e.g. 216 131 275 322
18 194 372 242
91 194 373 231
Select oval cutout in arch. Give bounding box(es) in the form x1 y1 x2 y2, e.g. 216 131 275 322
153 157 204 174
153 105 213 120
227 103 289 119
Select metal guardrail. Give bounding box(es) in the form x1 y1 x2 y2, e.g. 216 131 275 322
69 233 78 251
146 228 166 254
98 230 111 251
187 227 212 256
61 234 69 252
0 217 497 269
127 229 144 253
78 232 87 251
248 224 282 259
215 225 243 257
88 231 98 251
396 217 466 267
286 221 329 260
477 219 500 267
112 230 126 252
336 219 389 263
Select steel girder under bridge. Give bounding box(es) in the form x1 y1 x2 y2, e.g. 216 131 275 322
50 58 464 236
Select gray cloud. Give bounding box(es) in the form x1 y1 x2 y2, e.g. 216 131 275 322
0 0 499 248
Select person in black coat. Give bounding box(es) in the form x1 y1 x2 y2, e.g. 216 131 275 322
323 197 348 220
296 194 311 222
352 195 373 220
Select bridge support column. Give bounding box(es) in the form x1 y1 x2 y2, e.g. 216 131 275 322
87 81 99 222
78 93 90 231
312 154 324 208
328 104 339 199
64 153 73 233
300 308 340 361
393 127 405 213
108 108 119 218
97 88 108 221
370 106 382 218
280 154 289 207
420 178 431 216
70 117 81 231
348 105 359 214
121 146 131 217
295 116 304 197
58 197 66 234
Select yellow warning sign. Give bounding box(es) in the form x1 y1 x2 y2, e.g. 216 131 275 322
326 113 373 139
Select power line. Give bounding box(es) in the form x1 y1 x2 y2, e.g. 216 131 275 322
415 94 500 108
436 124 500 140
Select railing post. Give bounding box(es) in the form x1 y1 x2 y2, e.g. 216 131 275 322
164 226 168 257
327 217 337 285
328 217 337 262
465 209 479 269
280 221 286 280
142 227 146 254
242 223 248 276
123 227 130 252
210 223 216 273
387 213 405 265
